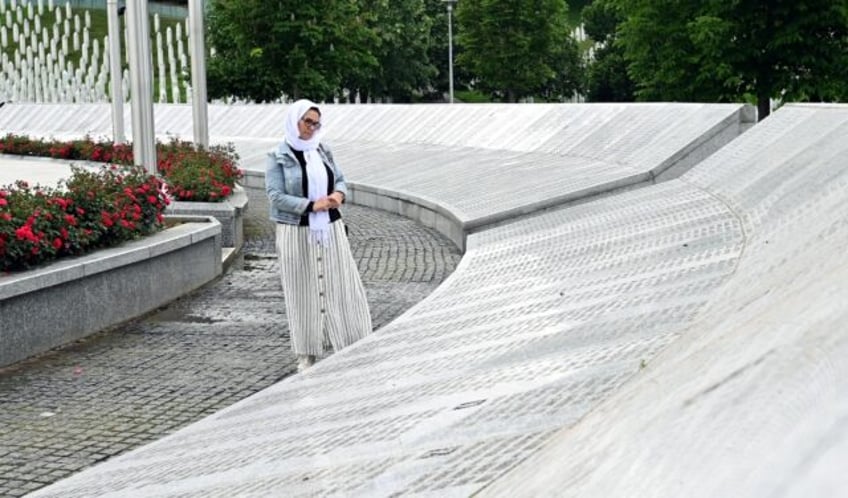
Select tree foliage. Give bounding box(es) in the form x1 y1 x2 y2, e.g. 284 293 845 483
206 0 377 102
613 0 848 119
456 0 581 102
204 0 589 103
349 0 436 102
582 0 634 102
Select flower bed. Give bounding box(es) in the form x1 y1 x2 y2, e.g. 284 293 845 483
0 165 168 272
0 134 243 202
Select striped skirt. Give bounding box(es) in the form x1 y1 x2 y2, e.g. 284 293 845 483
275 221 373 356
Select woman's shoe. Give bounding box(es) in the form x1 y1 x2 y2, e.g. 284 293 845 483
297 354 315 373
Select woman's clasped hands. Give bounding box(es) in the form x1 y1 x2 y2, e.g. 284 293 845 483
313 191 344 211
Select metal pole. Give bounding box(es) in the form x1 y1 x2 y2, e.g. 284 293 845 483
447 2 454 104
125 0 156 174
188 0 208 147
106 0 124 143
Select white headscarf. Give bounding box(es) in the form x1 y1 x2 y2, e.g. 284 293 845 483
284 99 331 245
284 99 323 151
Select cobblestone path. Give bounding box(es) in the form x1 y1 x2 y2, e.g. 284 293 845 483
0 203 461 497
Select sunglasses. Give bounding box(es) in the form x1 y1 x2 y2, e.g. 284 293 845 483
301 117 322 130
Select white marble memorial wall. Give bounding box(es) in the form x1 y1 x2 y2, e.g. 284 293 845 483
27 103 843 498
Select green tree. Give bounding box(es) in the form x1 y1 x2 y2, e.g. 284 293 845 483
351 0 437 102
615 0 848 119
582 0 634 102
205 0 377 102
456 0 581 102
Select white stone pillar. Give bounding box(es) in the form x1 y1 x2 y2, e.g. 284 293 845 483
126 0 156 173
189 0 208 146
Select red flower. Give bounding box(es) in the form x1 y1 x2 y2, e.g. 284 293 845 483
52 197 70 209
0 198 7 206
101 211 114 227
60 227 69 239
52 237 63 249
64 214 77 226
15 225 38 242
220 186 232 197
147 195 158 204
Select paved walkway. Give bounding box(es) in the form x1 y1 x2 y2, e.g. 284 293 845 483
0 195 461 497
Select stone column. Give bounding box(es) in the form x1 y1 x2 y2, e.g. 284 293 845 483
189 0 208 147
126 0 156 173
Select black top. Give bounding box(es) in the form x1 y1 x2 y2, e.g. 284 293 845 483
292 149 342 226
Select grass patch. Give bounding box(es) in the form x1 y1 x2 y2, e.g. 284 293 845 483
454 90 491 103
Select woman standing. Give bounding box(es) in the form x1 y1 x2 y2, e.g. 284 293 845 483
265 99 372 372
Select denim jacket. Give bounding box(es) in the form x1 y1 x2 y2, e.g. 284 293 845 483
265 141 348 225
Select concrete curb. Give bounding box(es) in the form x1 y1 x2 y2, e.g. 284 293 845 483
0 216 223 368
166 184 248 251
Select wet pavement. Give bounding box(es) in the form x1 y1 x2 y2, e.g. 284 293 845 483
0 196 461 498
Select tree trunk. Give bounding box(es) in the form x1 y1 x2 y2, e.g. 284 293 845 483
757 88 771 121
